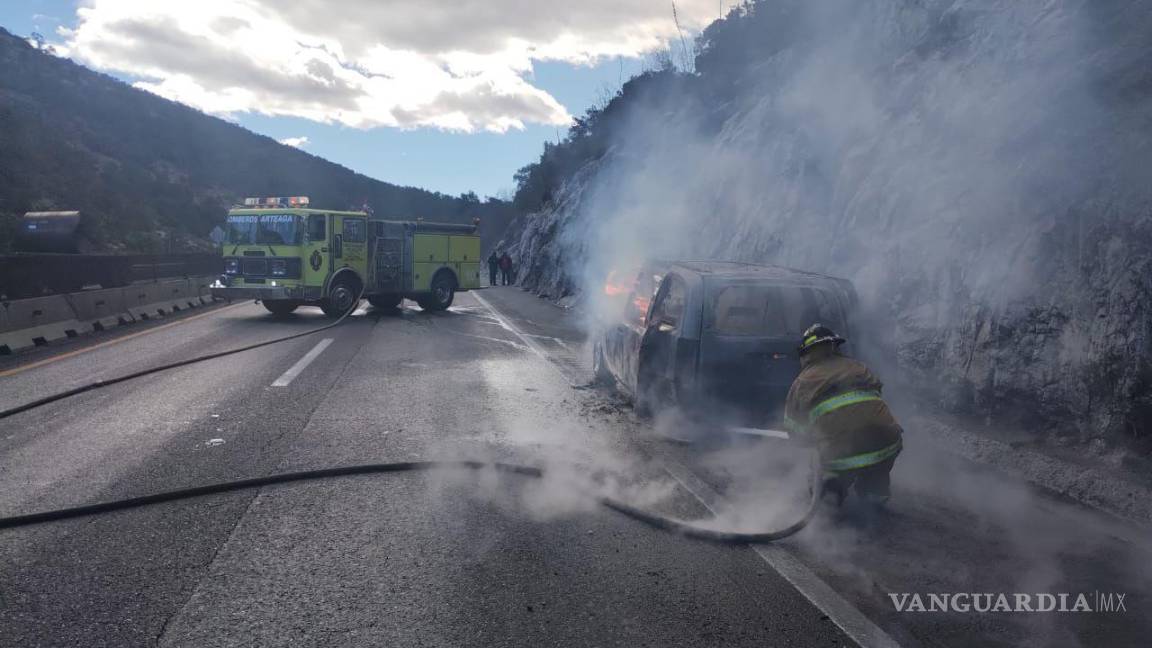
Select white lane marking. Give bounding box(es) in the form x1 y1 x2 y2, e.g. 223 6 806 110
659 460 902 648
472 291 901 648
525 332 574 352
271 338 334 387
445 330 530 350
470 292 560 373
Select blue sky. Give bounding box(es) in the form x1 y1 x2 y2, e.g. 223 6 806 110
229 60 641 199
0 1 699 199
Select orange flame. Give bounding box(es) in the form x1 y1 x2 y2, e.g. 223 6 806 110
603 269 631 297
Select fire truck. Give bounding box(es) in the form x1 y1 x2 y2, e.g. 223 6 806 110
210 197 481 316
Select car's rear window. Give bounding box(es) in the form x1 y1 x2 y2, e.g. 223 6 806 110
709 284 845 336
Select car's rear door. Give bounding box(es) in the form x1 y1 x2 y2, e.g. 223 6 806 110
607 268 658 395
638 272 689 399
698 281 847 424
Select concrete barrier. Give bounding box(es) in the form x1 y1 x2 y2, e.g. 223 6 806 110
155 280 196 314
65 287 130 331
125 281 198 319
182 278 211 308
189 277 214 304
125 278 222 319
123 283 162 320
0 295 86 353
0 276 219 355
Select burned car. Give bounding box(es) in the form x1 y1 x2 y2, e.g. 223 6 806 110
592 261 858 426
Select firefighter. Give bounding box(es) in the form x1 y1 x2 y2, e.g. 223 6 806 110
784 324 903 507
487 251 500 287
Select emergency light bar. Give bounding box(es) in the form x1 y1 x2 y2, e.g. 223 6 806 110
241 196 310 207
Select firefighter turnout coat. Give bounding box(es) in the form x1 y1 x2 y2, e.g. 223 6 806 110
783 350 903 474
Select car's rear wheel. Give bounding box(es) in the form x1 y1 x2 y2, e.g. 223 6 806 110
262 299 300 316
368 293 403 310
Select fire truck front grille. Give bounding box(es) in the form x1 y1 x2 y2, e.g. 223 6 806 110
242 258 268 276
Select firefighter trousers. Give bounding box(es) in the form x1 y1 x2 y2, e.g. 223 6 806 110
822 456 896 505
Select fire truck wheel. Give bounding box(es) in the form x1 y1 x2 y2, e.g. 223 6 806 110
419 274 456 311
368 294 403 310
321 279 359 318
262 300 300 316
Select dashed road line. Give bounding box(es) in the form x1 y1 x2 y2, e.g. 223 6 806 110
271 338 334 387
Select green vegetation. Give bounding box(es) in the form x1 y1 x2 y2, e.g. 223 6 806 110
0 28 517 253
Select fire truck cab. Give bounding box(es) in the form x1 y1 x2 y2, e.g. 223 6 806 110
211 197 481 316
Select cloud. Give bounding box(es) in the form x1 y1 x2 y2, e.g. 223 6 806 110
278 136 310 148
63 0 720 133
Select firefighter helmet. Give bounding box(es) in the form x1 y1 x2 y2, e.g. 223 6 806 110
798 323 845 355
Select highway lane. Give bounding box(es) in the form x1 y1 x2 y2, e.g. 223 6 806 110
0 294 853 647
0 301 386 646
2 287 1146 647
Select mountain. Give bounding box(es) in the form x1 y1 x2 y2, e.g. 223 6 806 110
0 27 517 253
502 0 1152 452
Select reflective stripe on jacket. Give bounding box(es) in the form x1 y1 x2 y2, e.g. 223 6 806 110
783 351 903 471
823 439 902 473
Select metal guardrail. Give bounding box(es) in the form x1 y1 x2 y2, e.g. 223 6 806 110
0 253 221 301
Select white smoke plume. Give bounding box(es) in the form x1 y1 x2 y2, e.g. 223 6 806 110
513 0 1152 443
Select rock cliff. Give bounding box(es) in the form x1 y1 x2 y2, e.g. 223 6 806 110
504 0 1152 449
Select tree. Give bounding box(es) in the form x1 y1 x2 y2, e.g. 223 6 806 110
27 32 55 55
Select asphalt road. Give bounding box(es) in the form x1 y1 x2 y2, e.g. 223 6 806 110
0 289 1147 647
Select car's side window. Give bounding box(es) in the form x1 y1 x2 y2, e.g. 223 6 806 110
652 275 686 328
626 270 657 327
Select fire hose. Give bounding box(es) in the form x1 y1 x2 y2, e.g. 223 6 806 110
0 293 824 543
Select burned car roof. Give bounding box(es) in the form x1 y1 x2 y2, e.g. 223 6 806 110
658 260 849 286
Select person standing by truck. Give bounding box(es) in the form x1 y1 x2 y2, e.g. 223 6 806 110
784 324 903 508
499 252 513 286
487 250 499 287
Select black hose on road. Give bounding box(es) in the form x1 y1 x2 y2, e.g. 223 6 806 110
0 287 823 543
0 458 824 543
0 290 365 421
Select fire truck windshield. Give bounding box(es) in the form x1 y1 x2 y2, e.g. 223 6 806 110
255 213 301 245
225 214 301 245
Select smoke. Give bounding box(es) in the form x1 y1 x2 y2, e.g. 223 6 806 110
498 2 1152 642
422 354 684 534
515 0 1152 442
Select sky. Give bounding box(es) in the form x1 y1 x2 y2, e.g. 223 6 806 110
1 0 728 198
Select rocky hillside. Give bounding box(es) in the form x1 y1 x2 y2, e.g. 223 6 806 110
503 0 1152 451
0 28 516 253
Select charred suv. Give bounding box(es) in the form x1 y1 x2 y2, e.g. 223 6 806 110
593 261 858 426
